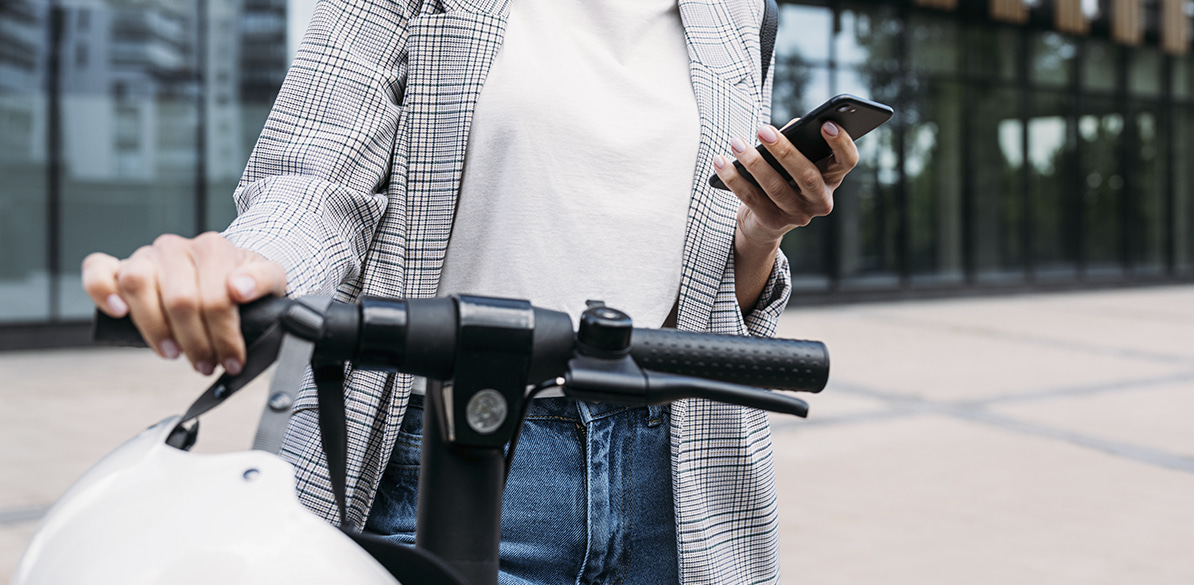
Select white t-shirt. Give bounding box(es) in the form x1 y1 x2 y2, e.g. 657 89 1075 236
436 0 701 329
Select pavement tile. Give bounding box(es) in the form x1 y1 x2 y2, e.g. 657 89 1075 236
778 307 1186 402
841 289 1194 363
0 348 267 510
987 380 1194 459
770 383 892 430
771 414 1194 585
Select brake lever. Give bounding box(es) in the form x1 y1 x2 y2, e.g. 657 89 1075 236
562 356 808 417
641 370 808 417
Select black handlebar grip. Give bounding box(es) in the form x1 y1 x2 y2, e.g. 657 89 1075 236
629 329 829 393
91 296 293 348
92 310 150 347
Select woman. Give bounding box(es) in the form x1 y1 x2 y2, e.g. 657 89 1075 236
82 0 858 582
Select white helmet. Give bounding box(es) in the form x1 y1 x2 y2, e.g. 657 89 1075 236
13 416 399 585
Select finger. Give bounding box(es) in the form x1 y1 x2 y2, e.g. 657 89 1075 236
713 152 784 222
155 234 215 374
730 134 805 212
820 121 860 187
227 250 288 304
82 252 128 318
192 233 246 375
117 247 179 360
755 125 832 217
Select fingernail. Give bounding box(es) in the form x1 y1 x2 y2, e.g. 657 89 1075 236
197 361 215 376
223 359 242 376
823 121 839 137
730 137 749 154
713 155 726 170
230 275 257 298
758 125 779 144
159 339 181 360
106 294 128 316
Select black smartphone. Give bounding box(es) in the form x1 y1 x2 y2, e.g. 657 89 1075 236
709 94 894 191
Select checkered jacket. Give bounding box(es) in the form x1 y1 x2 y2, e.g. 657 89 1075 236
224 0 791 582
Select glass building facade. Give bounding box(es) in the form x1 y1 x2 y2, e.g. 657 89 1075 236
776 0 1194 298
0 0 287 334
1 0 1192 342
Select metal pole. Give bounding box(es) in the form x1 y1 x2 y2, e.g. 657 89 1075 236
47 2 64 320
195 0 208 234
1162 52 1176 276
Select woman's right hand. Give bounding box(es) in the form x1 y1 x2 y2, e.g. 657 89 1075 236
82 232 288 376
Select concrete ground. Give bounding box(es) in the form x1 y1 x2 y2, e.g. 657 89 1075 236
2 285 1192 583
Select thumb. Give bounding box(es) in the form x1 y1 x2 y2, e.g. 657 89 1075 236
227 251 288 303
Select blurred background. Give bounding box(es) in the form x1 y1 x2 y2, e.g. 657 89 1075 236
1 0 314 340
4 0 1194 349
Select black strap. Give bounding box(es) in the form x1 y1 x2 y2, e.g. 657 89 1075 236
312 360 475 585
760 0 778 86
165 321 288 450
253 296 334 453
178 321 286 423
314 361 351 527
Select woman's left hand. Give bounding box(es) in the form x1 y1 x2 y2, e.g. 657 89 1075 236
713 121 860 248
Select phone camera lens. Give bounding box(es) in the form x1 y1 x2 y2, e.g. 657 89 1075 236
837 105 850 113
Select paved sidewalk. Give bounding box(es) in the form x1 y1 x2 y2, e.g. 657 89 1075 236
2 286 1193 583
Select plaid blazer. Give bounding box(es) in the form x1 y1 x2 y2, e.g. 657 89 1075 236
225 0 792 582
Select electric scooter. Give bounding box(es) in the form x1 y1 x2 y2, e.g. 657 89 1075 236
13 294 829 585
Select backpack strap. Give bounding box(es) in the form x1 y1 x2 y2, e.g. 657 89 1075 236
760 0 778 86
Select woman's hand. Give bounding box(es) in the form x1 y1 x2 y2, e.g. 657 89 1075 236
714 120 859 246
714 121 859 311
81 232 288 376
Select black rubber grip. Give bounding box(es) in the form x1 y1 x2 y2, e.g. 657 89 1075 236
629 329 829 393
91 296 292 348
92 310 150 347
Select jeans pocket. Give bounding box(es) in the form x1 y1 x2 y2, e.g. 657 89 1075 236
364 399 423 540
389 398 424 471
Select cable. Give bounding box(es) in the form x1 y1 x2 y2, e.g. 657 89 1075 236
502 377 565 486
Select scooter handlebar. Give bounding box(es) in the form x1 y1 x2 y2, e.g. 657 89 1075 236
93 295 829 393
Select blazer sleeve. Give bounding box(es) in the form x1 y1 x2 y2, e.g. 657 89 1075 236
740 248 791 337
223 0 416 296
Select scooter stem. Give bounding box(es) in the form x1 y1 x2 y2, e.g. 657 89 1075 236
416 380 506 585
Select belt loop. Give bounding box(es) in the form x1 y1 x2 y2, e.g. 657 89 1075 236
646 404 665 427
576 400 595 425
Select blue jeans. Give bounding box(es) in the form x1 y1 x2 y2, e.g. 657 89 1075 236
365 393 679 585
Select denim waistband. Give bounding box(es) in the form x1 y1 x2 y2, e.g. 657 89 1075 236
404 392 667 425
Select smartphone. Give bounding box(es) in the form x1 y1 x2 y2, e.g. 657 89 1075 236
709 94 894 191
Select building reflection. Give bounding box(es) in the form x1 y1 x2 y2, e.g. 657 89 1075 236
0 0 286 323
776 1 1194 298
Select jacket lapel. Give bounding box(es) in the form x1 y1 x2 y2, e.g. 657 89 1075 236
401 3 510 298
679 0 759 90
676 0 765 332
